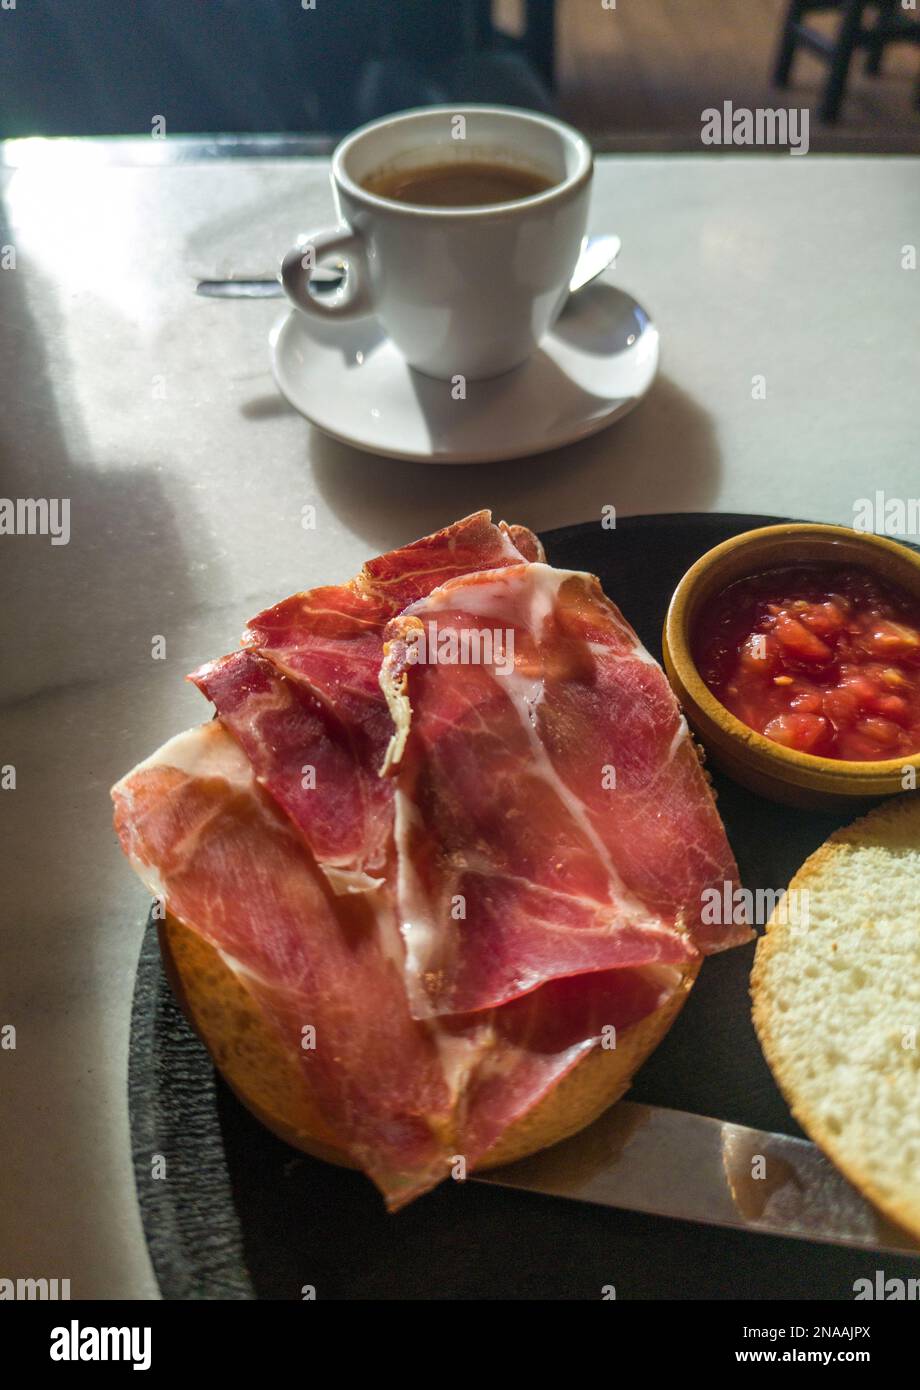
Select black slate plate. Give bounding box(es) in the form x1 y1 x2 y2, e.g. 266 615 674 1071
128 512 919 1300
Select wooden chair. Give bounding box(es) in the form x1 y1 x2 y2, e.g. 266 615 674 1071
775 0 920 121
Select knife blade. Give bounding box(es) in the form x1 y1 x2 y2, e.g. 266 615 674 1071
474 1100 920 1257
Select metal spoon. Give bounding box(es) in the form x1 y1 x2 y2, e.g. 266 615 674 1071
195 233 621 300
567 233 621 294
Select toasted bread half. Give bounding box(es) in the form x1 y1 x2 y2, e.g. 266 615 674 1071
159 914 699 1175
752 795 920 1240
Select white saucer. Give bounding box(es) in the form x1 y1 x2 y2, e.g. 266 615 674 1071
270 281 659 465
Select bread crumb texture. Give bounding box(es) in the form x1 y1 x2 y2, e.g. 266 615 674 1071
752 795 920 1238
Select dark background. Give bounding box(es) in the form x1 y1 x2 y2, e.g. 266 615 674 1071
1 0 918 151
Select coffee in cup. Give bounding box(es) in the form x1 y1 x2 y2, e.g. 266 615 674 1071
280 105 593 381
362 158 555 208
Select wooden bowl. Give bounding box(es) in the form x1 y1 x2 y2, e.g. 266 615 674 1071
662 523 920 809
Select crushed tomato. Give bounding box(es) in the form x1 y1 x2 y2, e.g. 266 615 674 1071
692 564 920 761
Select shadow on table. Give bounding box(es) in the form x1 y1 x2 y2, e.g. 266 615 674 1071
0 193 220 1295
308 372 723 555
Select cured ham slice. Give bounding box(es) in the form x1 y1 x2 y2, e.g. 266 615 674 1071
380 562 747 1018
190 649 393 889
453 964 679 1160
113 723 454 1206
113 513 748 1207
499 521 546 564
112 722 679 1208
190 512 536 885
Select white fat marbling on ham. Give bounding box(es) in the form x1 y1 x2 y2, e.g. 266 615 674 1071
121 721 253 788
380 560 746 1018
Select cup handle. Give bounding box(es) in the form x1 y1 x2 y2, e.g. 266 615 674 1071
281 225 374 320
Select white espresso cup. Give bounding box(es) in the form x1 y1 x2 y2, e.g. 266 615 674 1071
281 105 593 381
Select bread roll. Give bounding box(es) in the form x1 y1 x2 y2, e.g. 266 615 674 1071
160 914 699 1173
752 795 920 1239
